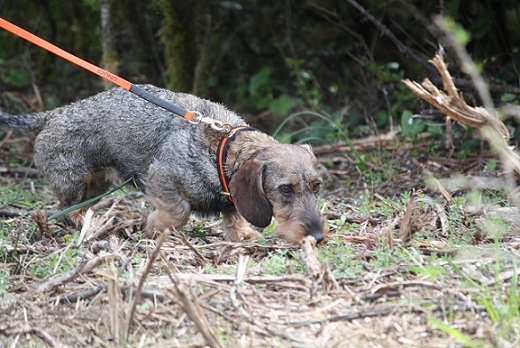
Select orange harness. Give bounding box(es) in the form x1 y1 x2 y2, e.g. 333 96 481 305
217 126 257 202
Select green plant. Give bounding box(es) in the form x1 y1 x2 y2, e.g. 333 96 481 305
429 317 481 348
430 259 520 346
400 109 426 137
28 242 79 279
243 66 302 117
271 110 344 144
258 250 302 276
318 241 363 278
402 248 447 280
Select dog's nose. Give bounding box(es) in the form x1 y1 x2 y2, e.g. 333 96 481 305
309 230 324 243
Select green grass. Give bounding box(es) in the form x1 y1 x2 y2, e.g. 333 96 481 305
258 249 304 275
429 259 520 347
318 240 363 278
0 181 49 210
29 247 80 278
429 317 482 348
0 268 9 296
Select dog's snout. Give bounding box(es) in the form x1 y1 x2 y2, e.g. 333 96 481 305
309 230 324 243
305 214 327 244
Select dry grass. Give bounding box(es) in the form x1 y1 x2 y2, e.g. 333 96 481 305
1 132 520 347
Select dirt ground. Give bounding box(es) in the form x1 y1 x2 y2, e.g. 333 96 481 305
1 127 519 347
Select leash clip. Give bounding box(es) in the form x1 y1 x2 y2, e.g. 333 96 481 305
188 111 232 133
187 111 203 124
206 119 232 133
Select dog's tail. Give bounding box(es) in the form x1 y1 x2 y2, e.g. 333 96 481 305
0 110 48 131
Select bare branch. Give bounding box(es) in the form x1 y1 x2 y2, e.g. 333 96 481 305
402 54 510 139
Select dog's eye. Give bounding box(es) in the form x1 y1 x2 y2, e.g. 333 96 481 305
279 185 293 194
312 182 321 193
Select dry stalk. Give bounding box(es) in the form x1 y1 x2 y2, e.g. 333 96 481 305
172 228 208 264
125 228 171 340
301 236 321 280
160 241 223 348
398 189 421 245
107 258 124 345
32 208 50 239
402 54 509 139
403 52 520 181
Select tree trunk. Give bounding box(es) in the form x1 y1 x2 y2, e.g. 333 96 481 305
155 0 197 93
100 0 119 90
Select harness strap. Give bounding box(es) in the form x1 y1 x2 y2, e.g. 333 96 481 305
217 126 257 202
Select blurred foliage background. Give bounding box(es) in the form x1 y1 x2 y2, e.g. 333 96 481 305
0 0 519 142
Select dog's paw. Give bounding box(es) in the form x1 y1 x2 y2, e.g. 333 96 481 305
62 209 86 229
145 208 188 238
227 226 262 242
238 227 262 240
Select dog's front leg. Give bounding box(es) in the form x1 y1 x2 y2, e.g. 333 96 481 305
221 208 262 242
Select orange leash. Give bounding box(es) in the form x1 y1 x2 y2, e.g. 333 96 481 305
0 17 199 122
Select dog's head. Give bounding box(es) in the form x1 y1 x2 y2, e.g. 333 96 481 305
229 143 327 244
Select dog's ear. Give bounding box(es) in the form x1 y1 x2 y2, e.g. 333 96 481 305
229 158 273 227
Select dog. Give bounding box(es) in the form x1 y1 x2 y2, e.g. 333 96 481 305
0 85 327 243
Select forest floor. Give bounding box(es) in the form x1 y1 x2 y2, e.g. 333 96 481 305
1 126 520 348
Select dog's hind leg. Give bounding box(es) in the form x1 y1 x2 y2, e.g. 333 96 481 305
46 167 118 227
43 173 92 227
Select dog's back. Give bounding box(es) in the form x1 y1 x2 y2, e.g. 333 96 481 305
1 85 246 212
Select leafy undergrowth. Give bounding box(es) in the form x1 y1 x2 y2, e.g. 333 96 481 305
1 131 520 347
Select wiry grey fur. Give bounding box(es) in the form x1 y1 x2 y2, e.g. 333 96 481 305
0 85 327 243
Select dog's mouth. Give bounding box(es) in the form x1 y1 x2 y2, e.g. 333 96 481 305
274 213 328 244
304 216 327 243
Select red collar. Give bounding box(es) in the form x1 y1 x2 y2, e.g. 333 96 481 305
217 126 257 202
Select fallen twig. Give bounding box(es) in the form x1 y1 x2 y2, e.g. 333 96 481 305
0 209 23 218
37 258 84 293
301 236 321 279
0 327 59 347
367 280 442 295
164 272 312 286
125 228 171 339
35 255 107 293
399 190 420 245
54 284 168 304
288 305 410 327
161 244 224 348
0 165 40 177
